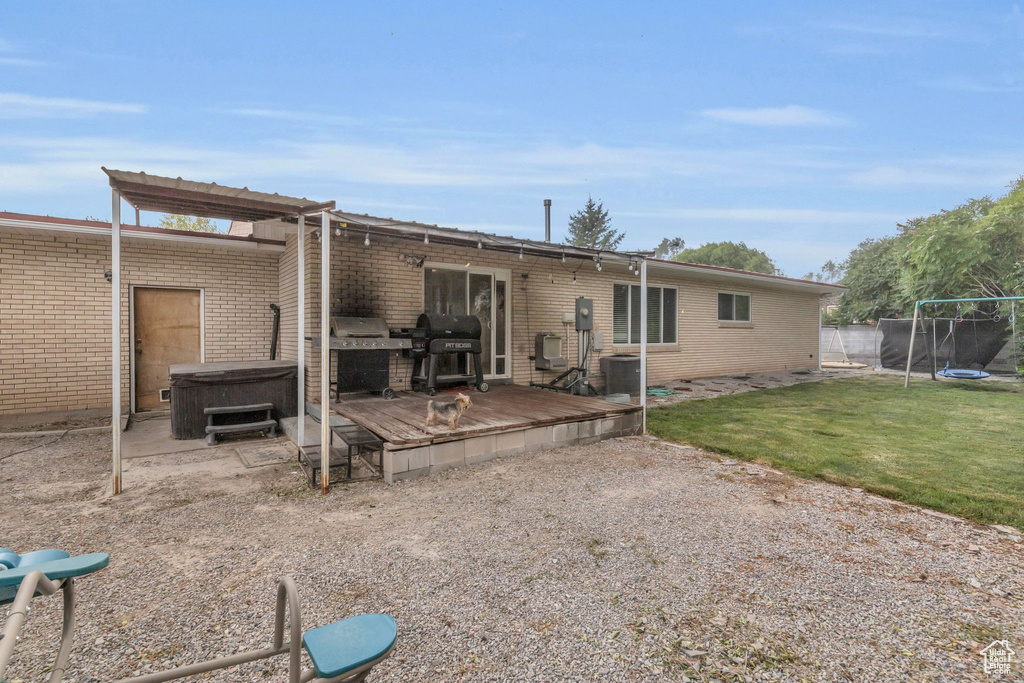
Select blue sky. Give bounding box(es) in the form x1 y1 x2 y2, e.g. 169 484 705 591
1 1 1022 276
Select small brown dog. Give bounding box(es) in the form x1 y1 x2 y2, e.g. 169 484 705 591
425 393 472 429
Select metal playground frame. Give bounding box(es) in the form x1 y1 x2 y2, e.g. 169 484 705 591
903 296 1024 388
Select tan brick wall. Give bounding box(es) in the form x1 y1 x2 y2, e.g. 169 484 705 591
295 235 820 400
0 231 280 416
1 227 818 417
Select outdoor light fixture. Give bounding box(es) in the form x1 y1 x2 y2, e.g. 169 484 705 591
561 250 566 263
334 227 342 237
519 244 524 260
596 259 602 272
477 239 483 249
104 269 112 283
313 230 321 241
364 232 370 246
628 261 634 272
424 231 429 245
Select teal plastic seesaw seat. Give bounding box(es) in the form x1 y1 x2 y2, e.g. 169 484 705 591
302 613 397 679
0 550 110 603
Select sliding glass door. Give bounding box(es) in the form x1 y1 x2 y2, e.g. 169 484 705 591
424 265 510 379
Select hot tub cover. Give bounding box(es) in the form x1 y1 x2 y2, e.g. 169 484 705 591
169 360 297 387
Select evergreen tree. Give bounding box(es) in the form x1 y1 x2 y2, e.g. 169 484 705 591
565 197 624 250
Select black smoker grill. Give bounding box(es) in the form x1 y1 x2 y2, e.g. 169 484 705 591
411 313 489 396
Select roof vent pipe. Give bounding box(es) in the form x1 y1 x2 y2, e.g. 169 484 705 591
544 199 552 242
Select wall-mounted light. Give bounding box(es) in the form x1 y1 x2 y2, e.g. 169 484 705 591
596 258 602 272
313 230 321 241
423 231 429 245
334 227 342 237
519 244 524 260
104 269 112 283
561 250 566 263
364 232 370 246
477 239 483 249
628 261 634 272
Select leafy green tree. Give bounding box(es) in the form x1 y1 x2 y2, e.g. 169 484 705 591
674 241 778 275
160 214 217 233
897 190 1019 312
653 237 685 259
565 197 624 250
835 177 1024 323
836 237 905 322
803 259 845 283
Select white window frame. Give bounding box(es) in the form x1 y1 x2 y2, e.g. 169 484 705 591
717 290 752 323
613 281 679 346
422 262 512 379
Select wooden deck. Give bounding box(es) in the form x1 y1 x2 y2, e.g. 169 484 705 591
331 384 640 448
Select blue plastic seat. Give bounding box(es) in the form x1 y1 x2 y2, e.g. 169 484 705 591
302 613 397 679
0 548 70 570
0 551 110 604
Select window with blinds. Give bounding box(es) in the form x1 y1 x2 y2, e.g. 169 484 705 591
612 283 678 344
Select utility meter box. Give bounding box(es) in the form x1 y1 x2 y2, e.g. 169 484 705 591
535 333 568 371
575 297 594 331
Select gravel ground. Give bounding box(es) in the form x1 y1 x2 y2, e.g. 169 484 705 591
1 431 1022 682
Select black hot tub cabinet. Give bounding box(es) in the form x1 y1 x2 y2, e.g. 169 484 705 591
169 361 298 439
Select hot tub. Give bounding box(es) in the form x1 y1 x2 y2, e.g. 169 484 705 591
168 360 298 439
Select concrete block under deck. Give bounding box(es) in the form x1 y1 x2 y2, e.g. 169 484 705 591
383 412 642 483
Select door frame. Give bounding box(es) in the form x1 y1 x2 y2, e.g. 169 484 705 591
422 262 512 380
129 285 205 414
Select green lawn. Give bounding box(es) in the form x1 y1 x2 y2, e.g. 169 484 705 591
647 375 1024 529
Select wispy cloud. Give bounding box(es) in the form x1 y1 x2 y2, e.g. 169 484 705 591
848 156 1022 188
620 207 902 224
923 75 1024 93
701 105 849 127
0 135 837 193
0 57 45 67
219 108 359 126
818 20 953 40
218 107 507 141
0 93 146 118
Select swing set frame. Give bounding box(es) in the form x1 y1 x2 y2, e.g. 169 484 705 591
903 295 1024 388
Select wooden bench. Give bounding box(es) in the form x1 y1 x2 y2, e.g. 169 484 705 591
204 403 276 445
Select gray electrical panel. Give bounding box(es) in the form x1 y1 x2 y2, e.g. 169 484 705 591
575 297 593 331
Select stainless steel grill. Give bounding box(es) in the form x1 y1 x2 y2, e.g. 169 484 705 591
322 317 410 399
330 317 410 350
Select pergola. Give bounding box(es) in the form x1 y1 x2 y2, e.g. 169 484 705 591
103 169 649 495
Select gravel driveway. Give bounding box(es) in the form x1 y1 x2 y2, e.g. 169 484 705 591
1 432 1021 681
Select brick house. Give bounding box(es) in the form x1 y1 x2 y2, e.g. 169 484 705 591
0 210 843 422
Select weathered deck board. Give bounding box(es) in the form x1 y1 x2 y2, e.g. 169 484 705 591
330 385 639 447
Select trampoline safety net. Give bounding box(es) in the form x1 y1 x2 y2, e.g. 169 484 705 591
879 318 1009 371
